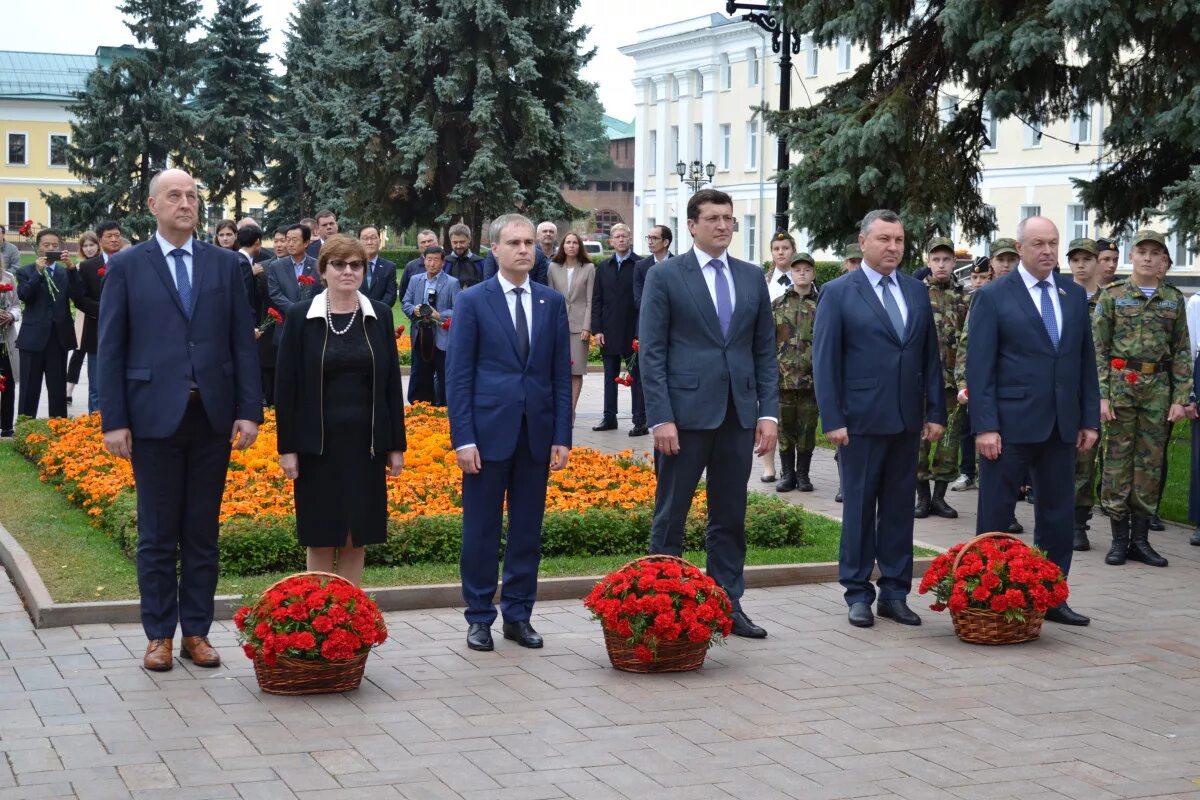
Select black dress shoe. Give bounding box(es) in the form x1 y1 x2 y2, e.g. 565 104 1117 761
502 620 544 648
592 420 617 431
730 611 767 638
835 488 843 503
848 602 874 627
1149 514 1166 531
1044 604 1090 626
1008 519 1024 534
1191 527 1200 546
466 623 493 651
628 425 649 437
877 599 921 625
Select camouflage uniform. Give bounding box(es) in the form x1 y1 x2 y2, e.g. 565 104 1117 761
1092 230 1192 566
773 284 818 451
918 274 968 483
1072 284 1103 511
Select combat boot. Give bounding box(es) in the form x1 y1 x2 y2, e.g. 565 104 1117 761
775 449 797 492
1127 516 1168 567
1105 517 1130 565
929 481 958 518
795 450 814 492
914 481 931 518
1072 507 1091 552
1149 513 1166 531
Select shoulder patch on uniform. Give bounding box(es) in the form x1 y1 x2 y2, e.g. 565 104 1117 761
1114 298 1142 307
1156 300 1179 310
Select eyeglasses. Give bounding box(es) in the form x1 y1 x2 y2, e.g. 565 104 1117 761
646 235 663 242
327 259 365 272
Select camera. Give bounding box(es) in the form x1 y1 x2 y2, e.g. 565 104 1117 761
45 251 63 264
416 286 438 322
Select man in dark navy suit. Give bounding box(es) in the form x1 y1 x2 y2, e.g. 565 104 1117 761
358 224 397 307
98 169 262 672
813 209 946 629
446 213 572 652
16 228 84 418
967 215 1099 627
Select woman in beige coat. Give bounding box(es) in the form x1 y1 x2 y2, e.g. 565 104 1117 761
547 232 595 420
0 266 20 436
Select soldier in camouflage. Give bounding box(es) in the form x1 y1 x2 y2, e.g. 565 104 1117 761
915 237 968 519
773 252 819 492
1093 230 1192 568
1067 238 1102 551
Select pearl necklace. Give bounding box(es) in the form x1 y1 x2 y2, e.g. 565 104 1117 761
326 303 359 335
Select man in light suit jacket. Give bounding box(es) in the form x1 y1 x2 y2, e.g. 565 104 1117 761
98 169 262 672
446 214 572 653
402 247 460 406
267 223 322 344
967 215 1099 627
359 224 397 307
639 189 779 639
813 209 946 629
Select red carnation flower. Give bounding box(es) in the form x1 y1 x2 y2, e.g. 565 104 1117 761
395 325 405 337
1125 372 1139 384
297 275 316 286
268 307 283 324
242 644 257 660
96 268 106 278
631 338 639 352
441 317 451 330
1110 358 1127 370
0 283 13 292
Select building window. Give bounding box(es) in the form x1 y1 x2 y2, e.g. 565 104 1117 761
746 48 759 87
647 217 655 234
746 120 759 171
939 94 958 127
6 201 26 232
595 209 623 236
1068 204 1088 241
719 54 731 90
670 216 678 241
745 214 757 262
670 126 679 165
1023 121 1042 148
1172 232 1196 269
837 38 852 72
648 130 656 176
693 123 703 163
804 36 818 77
982 109 998 151
7 133 26 165
1019 205 1041 221
720 123 731 170
248 206 264 223
1073 106 1092 144
49 134 69 167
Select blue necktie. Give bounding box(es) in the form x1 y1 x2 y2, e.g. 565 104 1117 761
1037 280 1059 349
170 248 192 317
709 259 732 338
512 287 529 364
365 260 374 290
878 274 905 339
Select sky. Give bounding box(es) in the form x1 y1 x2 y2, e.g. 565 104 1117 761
36 0 708 122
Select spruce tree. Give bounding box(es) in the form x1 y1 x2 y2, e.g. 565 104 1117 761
196 0 275 221
44 0 204 238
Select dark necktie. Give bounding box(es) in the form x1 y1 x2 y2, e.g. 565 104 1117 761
878 274 905 338
708 259 732 338
366 260 374 290
513 286 529 364
1037 280 1060 349
170 248 192 317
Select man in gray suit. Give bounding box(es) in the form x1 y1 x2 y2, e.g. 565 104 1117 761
639 189 779 639
267 223 322 344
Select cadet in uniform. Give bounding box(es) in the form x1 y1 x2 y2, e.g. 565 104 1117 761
1067 238 1102 551
1096 238 1120 287
761 232 798 483
915 237 968 518
773 252 819 493
951 259 994 492
1149 249 1176 532
1093 230 1192 567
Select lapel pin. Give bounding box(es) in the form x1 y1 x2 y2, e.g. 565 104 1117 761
1058 288 1066 296
539 299 544 304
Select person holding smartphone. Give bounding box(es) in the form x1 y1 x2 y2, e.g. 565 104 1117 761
16 228 83 418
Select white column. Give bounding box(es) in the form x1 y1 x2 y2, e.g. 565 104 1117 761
699 64 717 256
654 76 669 238
632 77 648 247
673 70 692 253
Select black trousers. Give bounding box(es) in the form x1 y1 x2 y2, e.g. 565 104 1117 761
0 351 14 432
648 394 752 610
601 352 645 426
130 394 231 639
959 408 976 478
67 347 85 384
18 337 68 418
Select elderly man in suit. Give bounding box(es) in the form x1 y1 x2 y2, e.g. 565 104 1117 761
16 228 84 418
639 189 779 639
267 224 322 345
358 225 397 307
591 223 645 435
98 169 261 671
813 209 946 629
446 213 572 652
967 215 1099 627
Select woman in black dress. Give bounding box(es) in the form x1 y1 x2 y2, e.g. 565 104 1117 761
275 234 407 584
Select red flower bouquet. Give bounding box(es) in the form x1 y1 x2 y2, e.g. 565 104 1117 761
297 274 316 286
0 283 13 293
235 571 387 694
585 555 732 672
919 532 1066 644
16 220 33 238
258 307 283 333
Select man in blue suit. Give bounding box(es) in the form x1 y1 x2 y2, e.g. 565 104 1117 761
358 224 397 307
813 209 946 629
267 224 322 345
446 213 572 652
967 215 1099 627
16 228 84 418
98 169 262 672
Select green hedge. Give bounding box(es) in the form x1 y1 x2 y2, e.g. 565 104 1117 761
14 418 808 576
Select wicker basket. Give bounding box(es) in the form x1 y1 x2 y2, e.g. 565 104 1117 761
248 571 373 695
597 555 715 674
948 533 1046 645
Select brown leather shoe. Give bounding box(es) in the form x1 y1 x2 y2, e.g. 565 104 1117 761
180 635 221 668
143 638 173 672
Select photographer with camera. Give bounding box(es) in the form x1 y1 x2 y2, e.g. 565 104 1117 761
402 246 460 405
16 228 83 419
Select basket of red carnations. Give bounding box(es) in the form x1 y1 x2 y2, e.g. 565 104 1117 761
919 532 1068 645
235 571 388 695
584 555 733 673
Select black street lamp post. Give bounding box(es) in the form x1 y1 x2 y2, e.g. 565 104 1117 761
675 159 717 194
725 1 799 235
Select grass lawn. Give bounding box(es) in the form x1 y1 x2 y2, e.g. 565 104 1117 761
0 440 930 604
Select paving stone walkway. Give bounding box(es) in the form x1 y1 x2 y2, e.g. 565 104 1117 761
4 381 1200 798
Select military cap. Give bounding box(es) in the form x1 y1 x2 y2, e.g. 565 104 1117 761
790 252 815 267
771 231 796 245
1067 238 1098 256
842 243 863 259
989 238 1018 257
927 236 955 255
970 259 992 275
1131 229 1167 249
1096 238 1119 253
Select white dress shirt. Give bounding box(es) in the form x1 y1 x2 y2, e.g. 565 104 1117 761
1017 264 1062 335
155 232 194 290
1186 294 1200 360
565 265 575 294
692 245 737 310
859 261 908 325
496 272 533 346
766 267 791 302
